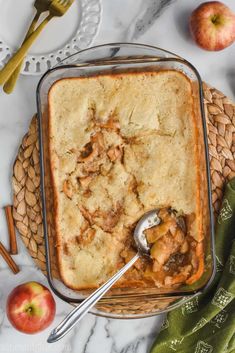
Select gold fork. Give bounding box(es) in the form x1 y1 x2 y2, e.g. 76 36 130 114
3 0 52 94
0 0 74 86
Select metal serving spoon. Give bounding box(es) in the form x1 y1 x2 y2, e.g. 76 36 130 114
47 209 161 343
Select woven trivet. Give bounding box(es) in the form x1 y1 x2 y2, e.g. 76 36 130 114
12 83 235 315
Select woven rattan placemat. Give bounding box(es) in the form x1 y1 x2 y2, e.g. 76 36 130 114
12 82 235 315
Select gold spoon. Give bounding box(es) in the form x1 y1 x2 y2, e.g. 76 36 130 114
0 0 74 87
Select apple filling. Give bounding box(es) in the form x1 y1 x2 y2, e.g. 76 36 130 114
143 208 204 287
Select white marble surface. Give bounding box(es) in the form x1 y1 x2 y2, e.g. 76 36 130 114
0 0 235 352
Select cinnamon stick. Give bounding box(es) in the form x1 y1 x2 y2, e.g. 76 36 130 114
0 241 19 274
4 205 18 254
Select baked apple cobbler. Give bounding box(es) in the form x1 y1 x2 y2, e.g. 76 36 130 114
48 71 204 290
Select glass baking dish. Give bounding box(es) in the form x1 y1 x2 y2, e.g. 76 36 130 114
36 43 215 318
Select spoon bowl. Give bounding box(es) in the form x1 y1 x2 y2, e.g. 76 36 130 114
134 209 161 256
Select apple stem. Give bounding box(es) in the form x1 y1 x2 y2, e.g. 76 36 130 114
211 15 220 25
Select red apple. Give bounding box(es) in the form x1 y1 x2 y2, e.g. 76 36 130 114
6 281 56 334
190 1 235 51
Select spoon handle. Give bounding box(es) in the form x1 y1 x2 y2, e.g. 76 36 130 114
47 253 140 343
0 15 52 86
3 11 41 94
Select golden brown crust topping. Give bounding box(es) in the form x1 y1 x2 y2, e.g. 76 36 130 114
99 116 120 131
107 146 123 162
63 180 73 199
48 71 204 290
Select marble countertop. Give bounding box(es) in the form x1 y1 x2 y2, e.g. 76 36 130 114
0 0 235 352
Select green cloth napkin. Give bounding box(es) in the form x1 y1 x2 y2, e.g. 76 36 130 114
150 178 235 353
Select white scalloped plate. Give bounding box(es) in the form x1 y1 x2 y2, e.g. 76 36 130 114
0 0 101 75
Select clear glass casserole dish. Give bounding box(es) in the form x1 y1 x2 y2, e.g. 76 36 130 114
36 43 215 318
